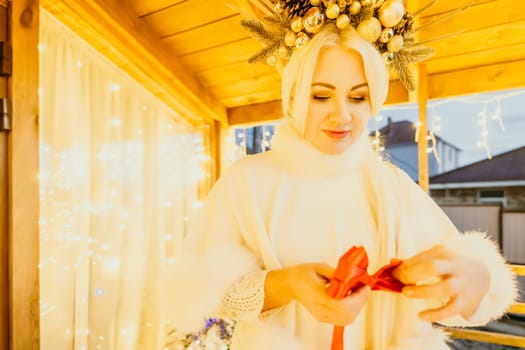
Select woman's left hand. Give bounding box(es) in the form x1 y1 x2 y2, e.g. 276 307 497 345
392 244 490 322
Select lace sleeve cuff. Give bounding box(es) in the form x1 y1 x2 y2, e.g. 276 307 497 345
219 270 278 323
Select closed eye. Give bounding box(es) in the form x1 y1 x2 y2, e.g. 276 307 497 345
312 95 331 101
348 96 367 102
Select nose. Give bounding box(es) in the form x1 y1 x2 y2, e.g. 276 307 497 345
329 97 352 124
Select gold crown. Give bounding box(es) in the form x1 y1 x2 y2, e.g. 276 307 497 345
240 0 438 91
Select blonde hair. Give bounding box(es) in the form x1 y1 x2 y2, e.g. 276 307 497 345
281 24 389 134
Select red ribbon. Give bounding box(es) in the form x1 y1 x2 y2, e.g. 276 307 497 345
326 246 404 350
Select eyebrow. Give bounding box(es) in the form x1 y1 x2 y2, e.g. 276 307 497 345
311 82 369 91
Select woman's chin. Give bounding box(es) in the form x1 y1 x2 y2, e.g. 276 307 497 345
316 140 353 155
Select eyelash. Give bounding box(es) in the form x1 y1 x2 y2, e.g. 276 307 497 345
312 95 367 102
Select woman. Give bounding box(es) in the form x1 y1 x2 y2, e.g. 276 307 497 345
167 16 516 350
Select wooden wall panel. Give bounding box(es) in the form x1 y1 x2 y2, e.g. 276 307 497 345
126 0 184 17
9 1 40 349
0 2 8 348
196 61 276 88
427 43 525 74
419 0 525 39
429 59 525 98
222 88 281 108
417 0 491 17
430 21 525 60
162 15 247 56
140 0 235 37
182 37 260 73
210 74 281 100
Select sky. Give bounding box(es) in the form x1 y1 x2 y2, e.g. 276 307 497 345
368 88 525 166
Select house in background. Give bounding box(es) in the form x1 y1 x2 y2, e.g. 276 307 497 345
429 146 525 265
430 145 525 210
374 118 461 181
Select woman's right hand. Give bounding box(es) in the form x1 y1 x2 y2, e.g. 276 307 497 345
264 263 371 326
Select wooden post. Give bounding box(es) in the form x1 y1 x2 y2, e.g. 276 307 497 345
416 63 429 192
0 2 9 348
406 0 429 192
212 120 222 183
9 1 40 349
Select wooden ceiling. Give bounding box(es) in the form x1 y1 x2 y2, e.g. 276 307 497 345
42 0 525 126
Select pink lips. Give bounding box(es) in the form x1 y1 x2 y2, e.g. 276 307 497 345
323 130 351 140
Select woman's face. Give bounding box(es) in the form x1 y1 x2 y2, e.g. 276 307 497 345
304 46 371 155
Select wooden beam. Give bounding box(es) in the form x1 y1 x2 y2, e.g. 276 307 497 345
508 302 525 314
510 264 525 276
0 4 8 349
41 0 228 126
427 43 525 75
385 80 409 105
228 100 282 126
428 59 525 98
444 327 525 348
416 65 429 192
419 0 525 41
9 1 40 349
429 21 525 60
419 0 490 18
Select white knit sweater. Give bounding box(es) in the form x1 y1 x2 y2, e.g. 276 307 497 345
165 119 517 350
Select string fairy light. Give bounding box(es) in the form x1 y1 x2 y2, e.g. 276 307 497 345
428 107 441 163
491 97 505 132
372 114 385 160
385 88 523 161
476 102 492 159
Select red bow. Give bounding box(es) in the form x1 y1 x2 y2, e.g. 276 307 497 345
326 246 404 350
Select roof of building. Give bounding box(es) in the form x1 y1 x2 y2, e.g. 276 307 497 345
430 145 525 184
373 118 460 150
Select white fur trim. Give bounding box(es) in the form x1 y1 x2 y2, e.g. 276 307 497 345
442 231 518 326
164 244 260 333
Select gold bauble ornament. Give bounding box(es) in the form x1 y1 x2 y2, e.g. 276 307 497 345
379 0 405 27
382 51 394 64
291 16 304 32
325 4 340 19
278 45 289 58
310 0 322 5
284 31 297 47
303 7 325 34
357 17 382 42
322 0 337 6
338 0 347 10
361 0 373 7
336 14 350 29
349 1 361 15
387 35 404 52
379 28 394 43
266 54 278 66
295 32 310 47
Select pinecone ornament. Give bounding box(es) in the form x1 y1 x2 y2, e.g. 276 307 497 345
281 0 312 18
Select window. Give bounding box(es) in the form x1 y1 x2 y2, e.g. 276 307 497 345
478 190 506 205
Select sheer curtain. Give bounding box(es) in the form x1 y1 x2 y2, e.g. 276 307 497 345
39 10 209 350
